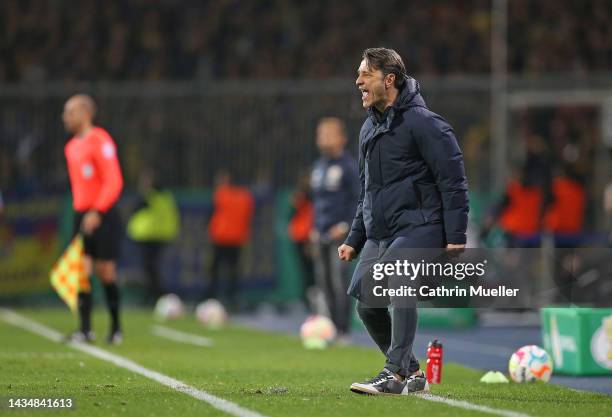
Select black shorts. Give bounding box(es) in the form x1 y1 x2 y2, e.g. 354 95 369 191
73 207 122 261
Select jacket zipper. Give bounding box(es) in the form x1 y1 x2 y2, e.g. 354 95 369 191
413 181 427 223
376 135 391 234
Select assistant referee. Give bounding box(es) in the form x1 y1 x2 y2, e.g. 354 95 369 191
63 94 124 345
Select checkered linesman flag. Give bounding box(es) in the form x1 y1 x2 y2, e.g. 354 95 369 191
50 235 89 313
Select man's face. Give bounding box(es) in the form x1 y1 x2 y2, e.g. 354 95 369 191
316 121 345 156
355 59 387 109
62 98 86 134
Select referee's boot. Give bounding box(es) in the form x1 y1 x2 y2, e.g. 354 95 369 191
65 330 96 344
107 329 123 345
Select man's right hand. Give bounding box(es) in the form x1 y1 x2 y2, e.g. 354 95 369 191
338 244 357 261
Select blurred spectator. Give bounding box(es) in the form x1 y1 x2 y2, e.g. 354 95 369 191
481 167 543 247
310 117 358 340
543 166 586 246
2 0 610 82
483 134 553 247
127 169 180 303
480 104 604 247
522 133 554 219
206 169 255 309
287 172 315 312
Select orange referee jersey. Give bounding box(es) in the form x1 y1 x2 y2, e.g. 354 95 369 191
65 126 124 212
208 185 255 246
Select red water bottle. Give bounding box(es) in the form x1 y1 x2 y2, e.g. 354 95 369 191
426 339 443 384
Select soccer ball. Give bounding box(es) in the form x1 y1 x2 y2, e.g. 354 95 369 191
508 345 553 383
299 315 336 349
195 299 227 329
154 293 185 320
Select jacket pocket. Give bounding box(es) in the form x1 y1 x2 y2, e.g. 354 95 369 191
384 177 426 229
414 182 442 223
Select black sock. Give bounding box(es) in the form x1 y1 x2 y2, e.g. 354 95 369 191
77 292 92 333
103 282 121 333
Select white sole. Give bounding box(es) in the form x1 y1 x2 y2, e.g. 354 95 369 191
350 383 382 395
350 382 431 396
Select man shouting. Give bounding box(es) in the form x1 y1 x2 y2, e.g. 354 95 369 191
338 48 468 395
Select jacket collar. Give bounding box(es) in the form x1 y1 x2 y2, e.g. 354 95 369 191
366 76 426 127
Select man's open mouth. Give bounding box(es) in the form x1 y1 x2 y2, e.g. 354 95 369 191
361 89 369 100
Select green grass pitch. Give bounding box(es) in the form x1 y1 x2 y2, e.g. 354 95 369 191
0 308 610 417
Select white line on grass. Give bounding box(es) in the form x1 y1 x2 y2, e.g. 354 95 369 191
1 309 537 417
421 394 534 417
151 325 213 347
0 309 266 417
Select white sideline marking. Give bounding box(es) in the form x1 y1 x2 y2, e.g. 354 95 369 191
421 394 534 417
0 309 266 417
151 325 213 347
1 309 537 417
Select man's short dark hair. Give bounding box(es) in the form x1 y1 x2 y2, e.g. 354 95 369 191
362 48 406 89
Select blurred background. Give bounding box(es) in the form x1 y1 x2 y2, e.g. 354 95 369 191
1 1 612 379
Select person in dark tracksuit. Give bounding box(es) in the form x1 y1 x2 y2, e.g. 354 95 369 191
310 117 359 341
338 48 468 395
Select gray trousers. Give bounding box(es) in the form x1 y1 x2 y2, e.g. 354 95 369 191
357 300 419 375
350 224 445 376
313 239 352 334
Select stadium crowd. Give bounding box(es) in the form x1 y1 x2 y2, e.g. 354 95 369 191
1 0 610 82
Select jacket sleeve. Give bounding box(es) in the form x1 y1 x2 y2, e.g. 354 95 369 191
91 133 124 213
344 140 367 252
413 113 469 244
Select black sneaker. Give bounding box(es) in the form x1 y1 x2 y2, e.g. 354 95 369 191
107 330 123 345
65 330 95 344
403 371 430 394
350 369 430 395
350 369 405 395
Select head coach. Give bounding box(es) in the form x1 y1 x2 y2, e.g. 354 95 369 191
338 47 469 395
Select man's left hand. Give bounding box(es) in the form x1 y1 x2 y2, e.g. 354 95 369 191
81 210 102 235
446 243 465 256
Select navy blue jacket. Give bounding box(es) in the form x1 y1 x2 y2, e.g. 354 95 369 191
311 152 360 236
345 77 469 252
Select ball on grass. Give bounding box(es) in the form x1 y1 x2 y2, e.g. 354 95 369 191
195 299 228 329
300 315 336 349
508 345 553 383
154 293 185 321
